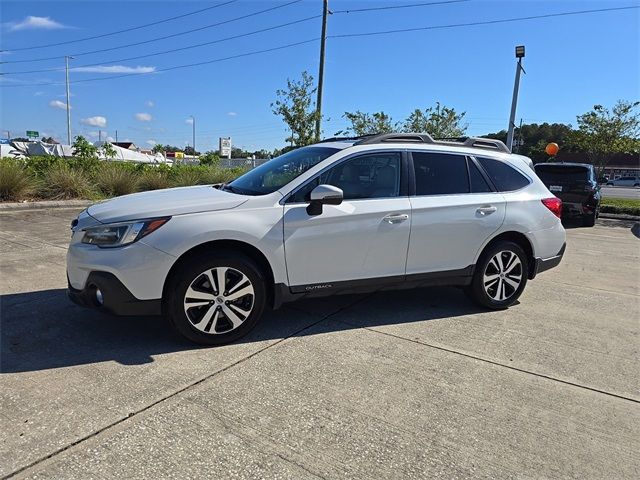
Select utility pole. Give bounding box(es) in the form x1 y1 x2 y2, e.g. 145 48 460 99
190 115 196 157
315 0 329 142
65 55 74 145
506 45 525 152
115 130 118 143
98 130 102 142
6 130 10 140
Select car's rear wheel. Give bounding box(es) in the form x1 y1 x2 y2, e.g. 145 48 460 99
583 211 597 227
466 241 528 309
166 251 266 345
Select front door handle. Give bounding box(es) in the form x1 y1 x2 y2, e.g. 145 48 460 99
476 205 497 216
383 213 409 224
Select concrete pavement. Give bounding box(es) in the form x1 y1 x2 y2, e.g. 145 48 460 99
1 208 639 479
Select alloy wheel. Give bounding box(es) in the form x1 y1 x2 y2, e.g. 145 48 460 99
483 250 523 302
183 267 255 334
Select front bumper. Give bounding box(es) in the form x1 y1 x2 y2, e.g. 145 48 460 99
531 243 566 279
68 271 162 316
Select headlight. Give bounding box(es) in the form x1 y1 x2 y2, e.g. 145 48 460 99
81 217 170 248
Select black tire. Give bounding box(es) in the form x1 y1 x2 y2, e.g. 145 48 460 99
582 211 596 227
466 240 528 310
166 250 267 345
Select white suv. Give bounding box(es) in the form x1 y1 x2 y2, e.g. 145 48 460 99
68 134 566 345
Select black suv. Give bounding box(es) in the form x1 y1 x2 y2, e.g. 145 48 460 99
534 162 601 227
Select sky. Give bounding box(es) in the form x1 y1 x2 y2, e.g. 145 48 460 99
1 0 639 152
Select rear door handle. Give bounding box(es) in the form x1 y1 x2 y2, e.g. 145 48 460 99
383 213 409 224
476 205 497 216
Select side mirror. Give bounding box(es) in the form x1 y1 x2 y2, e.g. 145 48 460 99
307 184 343 216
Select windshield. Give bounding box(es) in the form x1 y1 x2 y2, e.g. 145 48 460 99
535 164 590 184
226 146 340 196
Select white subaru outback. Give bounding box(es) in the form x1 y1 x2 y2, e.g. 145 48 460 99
68 134 566 345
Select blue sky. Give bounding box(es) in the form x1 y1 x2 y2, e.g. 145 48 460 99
1 0 638 151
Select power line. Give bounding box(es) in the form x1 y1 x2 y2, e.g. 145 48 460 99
332 0 469 14
0 39 320 87
0 1 239 53
0 0 304 64
329 5 639 38
2 15 322 76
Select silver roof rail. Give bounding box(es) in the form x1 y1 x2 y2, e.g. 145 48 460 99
352 133 511 153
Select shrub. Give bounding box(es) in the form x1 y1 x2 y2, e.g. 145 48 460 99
138 168 172 191
94 163 140 197
24 155 63 178
600 198 640 216
0 159 38 201
199 151 220 166
171 166 204 187
199 166 244 185
42 163 94 199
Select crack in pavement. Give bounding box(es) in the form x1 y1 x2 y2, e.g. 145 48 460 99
3 294 372 480
335 319 640 405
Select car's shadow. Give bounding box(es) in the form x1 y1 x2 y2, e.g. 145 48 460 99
1 286 485 373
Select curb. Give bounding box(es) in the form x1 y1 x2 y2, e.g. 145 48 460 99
0 200 93 211
598 213 640 222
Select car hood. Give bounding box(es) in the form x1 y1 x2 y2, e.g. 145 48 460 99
87 185 248 223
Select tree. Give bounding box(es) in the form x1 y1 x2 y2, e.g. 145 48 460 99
272 71 319 147
484 122 574 162
101 142 117 160
151 144 164 154
569 100 640 175
184 146 199 156
199 151 220 166
41 136 57 144
401 103 467 138
339 111 395 136
72 135 98 159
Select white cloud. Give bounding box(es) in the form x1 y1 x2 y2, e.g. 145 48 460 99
34 91 44 96
227 112 237 116
7 16 69 32
146 140 157 146
135 112 152 122
80 116 107 127
87 131 99 139
145 100 155 107
49 100 68 110
185 118 194 125
106 136 115 142
71 65 155 74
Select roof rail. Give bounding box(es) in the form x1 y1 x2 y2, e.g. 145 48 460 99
355 133 436 145
434 137 511 153
318 135 373 143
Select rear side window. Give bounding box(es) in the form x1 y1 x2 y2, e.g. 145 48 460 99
534 164 589 184
477 157 530 192
412 152 469 195
467 158 493 193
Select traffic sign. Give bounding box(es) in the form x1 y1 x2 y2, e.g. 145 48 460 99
26 130 39 139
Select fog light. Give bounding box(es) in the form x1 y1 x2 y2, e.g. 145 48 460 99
95 288 104 306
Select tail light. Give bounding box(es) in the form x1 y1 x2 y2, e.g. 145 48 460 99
542 197 562 219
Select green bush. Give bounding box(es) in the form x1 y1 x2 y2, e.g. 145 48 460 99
199 166 246 185
94 163 140 197
138 168 172 191
601 198 640 216
0 159 38 201
42 163 94 200
170 166 205 187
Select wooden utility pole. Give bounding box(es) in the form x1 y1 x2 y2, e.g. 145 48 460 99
315 0 329 142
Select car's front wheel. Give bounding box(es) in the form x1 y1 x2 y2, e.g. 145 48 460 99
466 241 528 309
166 251 267 345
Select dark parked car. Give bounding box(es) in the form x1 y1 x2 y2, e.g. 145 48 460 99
534 162 601 227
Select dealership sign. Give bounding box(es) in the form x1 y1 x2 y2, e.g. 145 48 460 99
219 137 232 158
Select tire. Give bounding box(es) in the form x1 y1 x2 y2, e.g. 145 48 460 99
582 211 596 227
466 241 528 310
166 250 267 345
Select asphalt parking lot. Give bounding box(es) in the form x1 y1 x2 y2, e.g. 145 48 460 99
1 207 639 479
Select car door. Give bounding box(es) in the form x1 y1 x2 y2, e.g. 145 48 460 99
283 151 411 290
406 152 506 275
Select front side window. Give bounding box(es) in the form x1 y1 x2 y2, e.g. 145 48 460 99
478 157 530 192
288 152 402 202
412 152 469 195
226 146 339 196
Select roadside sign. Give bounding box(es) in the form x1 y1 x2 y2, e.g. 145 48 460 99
175 151 185 159
0 138 9 144
219 137 232 158
26 130 39 139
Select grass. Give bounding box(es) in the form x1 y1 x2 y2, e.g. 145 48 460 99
600 197 640 216
0 156 248 202
0 159 38 201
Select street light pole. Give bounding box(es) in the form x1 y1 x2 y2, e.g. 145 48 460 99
315 0 329 142
65 55 74 145
190 115 196 157
506 45 525 152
